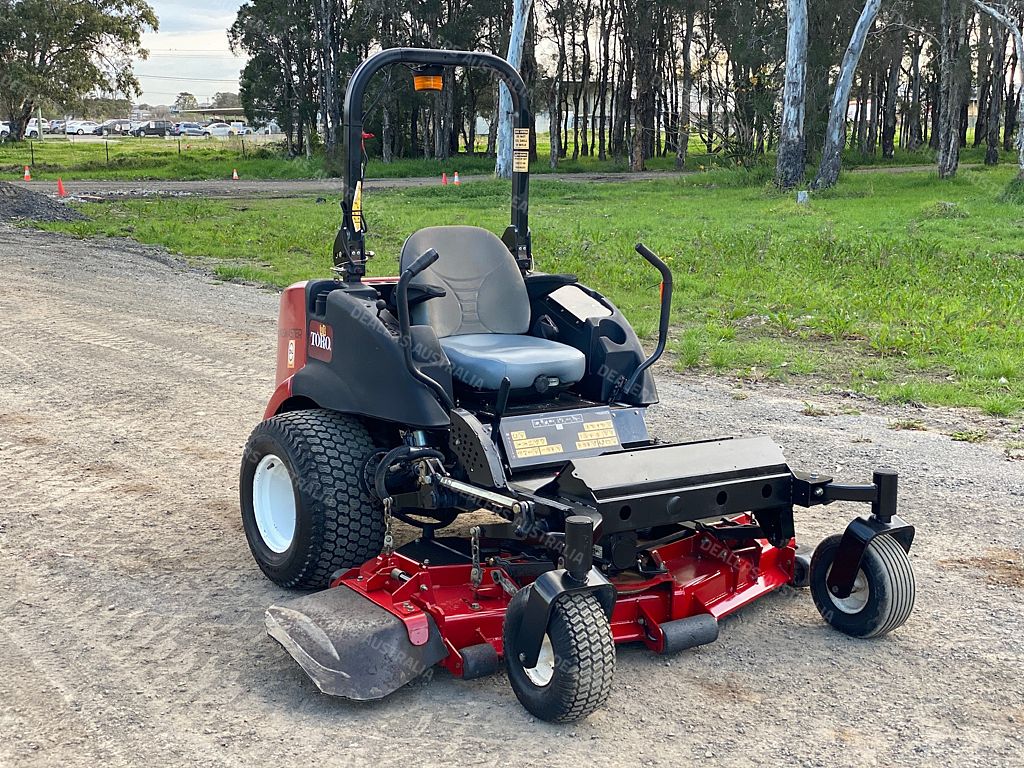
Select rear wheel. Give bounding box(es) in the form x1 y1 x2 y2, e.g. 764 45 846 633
810 534 915 638
503 588 615 722
240 409 384 589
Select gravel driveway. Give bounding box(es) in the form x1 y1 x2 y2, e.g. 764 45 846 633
0 224 1020 767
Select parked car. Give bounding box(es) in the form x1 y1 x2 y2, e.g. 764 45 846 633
134 120 174 137
258 121 282 135
173 122 205 137
48 120 66 134
0 122 9 139
230 121 254 135
66 120 100 135
26 118 47 138
202 122 237 138
94 119 133 137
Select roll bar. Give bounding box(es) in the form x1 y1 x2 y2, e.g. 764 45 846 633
334 48 534 282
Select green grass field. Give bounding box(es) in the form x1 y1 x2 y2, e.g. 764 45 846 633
35 164 1024 415
3 134 1014 181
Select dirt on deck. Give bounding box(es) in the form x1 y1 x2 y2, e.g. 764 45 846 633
0 224 1021 767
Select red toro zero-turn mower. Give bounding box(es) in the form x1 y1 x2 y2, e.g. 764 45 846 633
240 48 916 722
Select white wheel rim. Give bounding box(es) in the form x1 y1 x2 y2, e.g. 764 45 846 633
524 634 556 687
827 566 870 614
252 454 297 553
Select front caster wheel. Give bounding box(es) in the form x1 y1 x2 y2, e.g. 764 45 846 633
503 588 615 723
810 534 915 638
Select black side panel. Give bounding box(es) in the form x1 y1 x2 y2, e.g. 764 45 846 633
293 288 452 429
530 283 658 406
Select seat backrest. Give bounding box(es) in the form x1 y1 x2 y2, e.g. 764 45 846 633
400 226 530 338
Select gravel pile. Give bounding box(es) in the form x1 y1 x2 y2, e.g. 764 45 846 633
0 181 86 222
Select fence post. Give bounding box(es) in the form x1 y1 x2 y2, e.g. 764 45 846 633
106 141 110 165
30 141 35 166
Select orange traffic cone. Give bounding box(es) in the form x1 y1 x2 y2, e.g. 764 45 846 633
232 168 240 181
442 172 448 186
23 166 31 182
57 178 66 198
453 172 461 186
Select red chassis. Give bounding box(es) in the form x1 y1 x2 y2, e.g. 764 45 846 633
333 514 794 677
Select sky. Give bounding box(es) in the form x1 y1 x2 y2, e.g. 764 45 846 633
134 1 247 106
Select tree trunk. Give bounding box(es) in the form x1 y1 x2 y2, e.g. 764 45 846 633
986 25 1007 165
550 53 564 169
856 74 869 152
496 0 533 178
675 3 696 171
776 0 808 189
975 19 993 147
975 0 1024 175
908 35 923 150
812 0 883 189
938 0 968 179
881 42 901 159
1005 50 1019 152
382 104 393 163
866 68 880 155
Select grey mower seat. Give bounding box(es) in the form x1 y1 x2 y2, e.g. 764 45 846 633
401 226 586 391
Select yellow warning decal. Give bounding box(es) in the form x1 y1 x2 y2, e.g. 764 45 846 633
517 443 564 458
510 430 527 441
583 420 614 432
578 428 617 441
513 128 530 150
576 437 620 451
513 437 549 450
513 151 530 173
352 180 364 231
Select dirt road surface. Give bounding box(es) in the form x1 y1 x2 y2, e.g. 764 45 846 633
10 172 682 201
1 224 1021 768
9 163 978 201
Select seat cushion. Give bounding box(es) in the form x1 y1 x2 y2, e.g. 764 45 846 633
440 334 586 391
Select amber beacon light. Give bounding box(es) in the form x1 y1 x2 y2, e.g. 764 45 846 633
413 64 444 92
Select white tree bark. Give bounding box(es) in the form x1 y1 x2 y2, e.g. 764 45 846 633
811 0 884 189
775 0 809 189
974 0 1024 176
496 0 534 178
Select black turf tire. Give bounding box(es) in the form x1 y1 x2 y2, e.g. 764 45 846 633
810 533 915 638
503 588 615 722
240 409 384 590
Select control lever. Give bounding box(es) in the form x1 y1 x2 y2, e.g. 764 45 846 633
396 249 454 410
616 243 673 401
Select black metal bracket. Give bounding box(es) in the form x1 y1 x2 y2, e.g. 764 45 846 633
826 514 915 598
792 468 899 522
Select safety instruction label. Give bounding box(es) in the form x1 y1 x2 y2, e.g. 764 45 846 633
501 408 622 467
513 151 530 173
513 128 530 150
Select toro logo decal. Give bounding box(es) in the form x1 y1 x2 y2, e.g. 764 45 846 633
308 321 333 362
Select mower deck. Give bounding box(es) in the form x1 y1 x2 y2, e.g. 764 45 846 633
267 514 794 698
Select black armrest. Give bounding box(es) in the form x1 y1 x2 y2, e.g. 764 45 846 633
524 273 578 301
